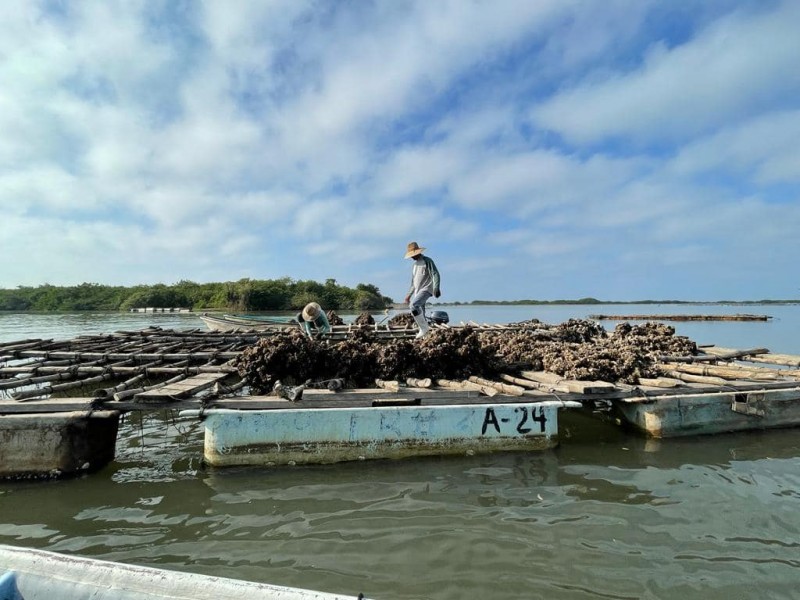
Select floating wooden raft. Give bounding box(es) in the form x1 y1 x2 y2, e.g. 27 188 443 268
3 330 800 440
0 328 249 403
589 313 771 321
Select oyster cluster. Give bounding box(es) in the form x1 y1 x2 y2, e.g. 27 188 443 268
353 311 376 325
326 310 345 325
388 313 415 328
233 319 697 392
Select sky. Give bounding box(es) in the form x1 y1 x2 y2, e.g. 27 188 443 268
2 0 799 303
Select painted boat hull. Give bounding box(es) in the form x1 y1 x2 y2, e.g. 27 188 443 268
194 401 574 466
0 544 359 599
612 386 800 437
0 411 119 479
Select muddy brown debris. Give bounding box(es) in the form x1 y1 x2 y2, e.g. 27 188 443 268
233 319 697 392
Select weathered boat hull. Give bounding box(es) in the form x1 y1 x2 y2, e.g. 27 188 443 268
198 313 297 332
612 386 800 437
193 401 575 466
0 544 359 599
0 411 119 479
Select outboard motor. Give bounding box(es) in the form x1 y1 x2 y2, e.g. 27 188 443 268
428 310 449 325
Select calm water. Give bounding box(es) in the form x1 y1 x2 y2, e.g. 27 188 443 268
1 306 799 599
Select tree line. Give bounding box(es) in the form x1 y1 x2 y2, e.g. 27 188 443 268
0 279 393 312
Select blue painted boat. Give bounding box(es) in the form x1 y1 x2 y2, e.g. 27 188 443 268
0 544 368 599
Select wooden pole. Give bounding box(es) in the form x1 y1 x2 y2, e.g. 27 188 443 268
112 373 189 402
660 347 770 363
406 377 432 388
93 374 148 399
375 379 401 392
660 369 727 385
467 376 524 396
12 372 116 401
662 362 783 381
436 378 498 396
499 373 539 389
637 377 684 388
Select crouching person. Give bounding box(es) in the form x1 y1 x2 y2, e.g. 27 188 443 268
298 302 331 338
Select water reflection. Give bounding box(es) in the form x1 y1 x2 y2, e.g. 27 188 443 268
1 414 799 599
3 308 800 599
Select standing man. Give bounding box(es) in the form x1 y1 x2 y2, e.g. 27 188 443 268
403 241 441 338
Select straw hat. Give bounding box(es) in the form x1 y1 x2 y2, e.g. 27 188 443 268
302 302 322 321
404 241 425 258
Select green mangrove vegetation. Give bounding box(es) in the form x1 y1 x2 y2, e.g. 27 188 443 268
0 279 393 312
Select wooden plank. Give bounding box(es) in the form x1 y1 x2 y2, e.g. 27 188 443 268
134 372 228 401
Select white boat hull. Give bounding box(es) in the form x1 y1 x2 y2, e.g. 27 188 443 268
0 544 362 599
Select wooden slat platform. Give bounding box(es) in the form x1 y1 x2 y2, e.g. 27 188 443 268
134 372 229 402
589 314 771 321
3 330 800 441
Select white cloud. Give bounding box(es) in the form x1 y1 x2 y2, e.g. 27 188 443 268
531 2 800 144
0 1 798 301
669 109 800 184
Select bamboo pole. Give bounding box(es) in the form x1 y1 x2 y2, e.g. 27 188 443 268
468 376 524 396
15 351 241 361
0 370 78 391
516 371 571 393
436 378 498 396
12 372 116 401
661 347 770 363
637 377 684 388
93 374 148 399
705 347 800 367
0 364 236 376
375 379 400 392
112 373 189 402
0 340 53 354
660 369 727 385
517 370 615 394
499 374 539 389
662 362 783 381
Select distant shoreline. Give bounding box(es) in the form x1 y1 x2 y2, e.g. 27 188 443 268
2 299 799 314
391 299 800 310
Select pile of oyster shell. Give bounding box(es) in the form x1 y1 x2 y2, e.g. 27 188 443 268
233 318 696 392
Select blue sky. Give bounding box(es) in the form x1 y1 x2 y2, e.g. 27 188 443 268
2 0 799 302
